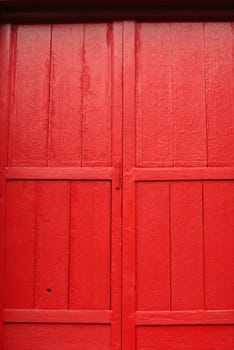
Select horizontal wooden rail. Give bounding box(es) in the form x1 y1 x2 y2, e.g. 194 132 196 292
4 167 113 180
3 309 112 324
136 310 234 325
131 167 234 181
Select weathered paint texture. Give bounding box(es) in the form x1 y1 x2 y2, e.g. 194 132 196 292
0 22 233 350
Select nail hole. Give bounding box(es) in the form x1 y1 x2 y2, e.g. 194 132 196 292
46 288 51 293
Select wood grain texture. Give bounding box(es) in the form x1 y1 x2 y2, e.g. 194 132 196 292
5 181 36 308
170 181 204 310
136 310 234 325
34 181 70 309
122 20 136 350
110 21 123 350
136 23 173 167
136 325 234 350
136 23 207 167
0 24 12 349
5 166 113 180
4 324 111 350
205 22 234 166
133 167 234 181
204 180 234 309
136 182 170 310
3 309 111 324
82 24 112 166
69 181 111 310
171 23 207 167
48 24 84 166
8 25 51 166
2 21 234 350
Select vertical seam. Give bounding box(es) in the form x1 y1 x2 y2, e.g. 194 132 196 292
67 181 72 309
203 22 209 167
202 181 206 309
46 24 53 166
169 23 174 168
7 25 17 166
33 181 39 308
80 24 85 167
169 182 172 311
109 22 113 311
120 21 124 350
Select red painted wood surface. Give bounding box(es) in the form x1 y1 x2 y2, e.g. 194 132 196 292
0 24 12 350
123 20 234 350
1 21 234 350
1 22 122 350
4 324 111 350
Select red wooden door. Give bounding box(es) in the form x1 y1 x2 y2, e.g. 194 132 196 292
0 23 122 350
122 21 234 350
1 21 234 350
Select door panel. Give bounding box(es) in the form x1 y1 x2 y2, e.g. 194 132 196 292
137 326 234 350
1 22 122 350
122 21 234 350
4 324 111 350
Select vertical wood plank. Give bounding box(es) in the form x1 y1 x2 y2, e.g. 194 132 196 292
136 182 170 311
136 23 173 167
0 25 11 167
204 181 234 309
111 22 123 350
8 25 51 166
5 181 36 308
82 24 112 167
70 181 111 310
34 181 70 309
171 23 207 167
122 20 136 350
0 24 12 348
48 24 84 166
204 23 234 166
170 181 204 310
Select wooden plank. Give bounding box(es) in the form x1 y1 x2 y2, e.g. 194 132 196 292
136 310 234 325
122 20 136 350
204 181 234 309
0 24 11 167
34 181 70 309
110 21 123 350
48 24 84 166
136 23 173 167
3 309 111 324
170 181 204 310
205 22 234 166
171 23 207 167
136 325 234 350
0 23 11 350
70 181 111 310
8 25 51 166
82 23 112 166
4 181 36 308
4 324 111 350
133 167 234 181
5 166 113 180
136 182 170 310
